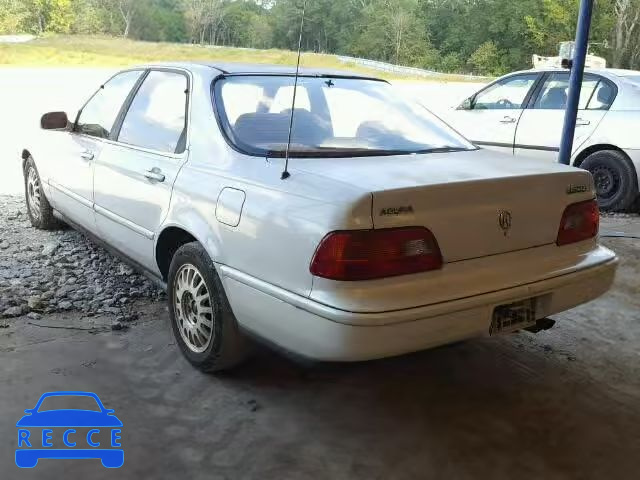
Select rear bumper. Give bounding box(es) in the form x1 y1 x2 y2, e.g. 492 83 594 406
221 249 618 361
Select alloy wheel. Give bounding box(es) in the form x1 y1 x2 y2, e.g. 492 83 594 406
173 263 215 353
26 167 41 220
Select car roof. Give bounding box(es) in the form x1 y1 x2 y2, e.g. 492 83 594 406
506 67 640 80
137 61 384 81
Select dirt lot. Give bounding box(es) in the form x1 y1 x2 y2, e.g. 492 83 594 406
0 192 639 479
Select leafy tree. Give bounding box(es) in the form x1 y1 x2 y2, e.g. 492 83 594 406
353 0 437 67
0 0 30 34
468 40 503 75
15 0 76 34
130 0 186 42
1 0 640 73
437 51 465 73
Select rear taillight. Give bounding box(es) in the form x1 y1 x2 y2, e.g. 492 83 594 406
556 199 599 246
310 227 443 281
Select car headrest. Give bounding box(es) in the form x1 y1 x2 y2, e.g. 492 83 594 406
596 85 614 106
539 87 567 109
234 113 289 146
233 111 331 148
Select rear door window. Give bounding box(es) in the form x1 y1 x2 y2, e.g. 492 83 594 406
117 71 188 154
533 73 614 110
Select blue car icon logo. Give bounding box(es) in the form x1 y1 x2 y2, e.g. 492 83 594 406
16 391 123 468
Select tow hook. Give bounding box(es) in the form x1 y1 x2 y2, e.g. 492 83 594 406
524 317 556 333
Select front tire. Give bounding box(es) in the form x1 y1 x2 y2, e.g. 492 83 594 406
581 150 638 211
23 157 60 230
167 242 251 372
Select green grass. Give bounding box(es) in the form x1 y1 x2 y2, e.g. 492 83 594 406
0 35 484 82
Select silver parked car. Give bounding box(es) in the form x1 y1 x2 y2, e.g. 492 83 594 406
22 63 617 372
445 68 640 211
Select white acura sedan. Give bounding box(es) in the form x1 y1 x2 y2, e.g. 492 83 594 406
444 68 640 211
23 63 617 371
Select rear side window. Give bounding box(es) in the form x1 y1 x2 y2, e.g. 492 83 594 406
588 80 616 110
76 70 143 139
533 73 616 110
118 71 188 153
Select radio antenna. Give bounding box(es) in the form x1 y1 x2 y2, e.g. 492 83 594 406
281 0 307 180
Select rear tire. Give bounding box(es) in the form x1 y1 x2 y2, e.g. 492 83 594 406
580 150 638 211
167 242 251 372
23 157 61 230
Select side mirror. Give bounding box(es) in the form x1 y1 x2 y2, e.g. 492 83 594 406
458 97 473 110
41 111 69 130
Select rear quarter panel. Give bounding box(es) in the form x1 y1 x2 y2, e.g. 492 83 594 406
579 111 640 151
575 111 640 186
160 68 372 297
167 157 372 297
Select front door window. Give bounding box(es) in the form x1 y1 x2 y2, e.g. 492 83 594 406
471 74 539 110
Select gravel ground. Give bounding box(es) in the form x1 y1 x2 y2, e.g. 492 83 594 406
0 195 164 323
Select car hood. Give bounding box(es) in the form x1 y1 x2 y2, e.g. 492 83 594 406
16 410 123 427
290 148 581 191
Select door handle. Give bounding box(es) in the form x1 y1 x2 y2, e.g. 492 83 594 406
80 150 94 161
500 116 516 124
144 168 165 183
576 118 591 126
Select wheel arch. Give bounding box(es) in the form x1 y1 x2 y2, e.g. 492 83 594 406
155 226 198 281
574 143 627 167
21 149 31 170
573 143 639 193
155 219 223 282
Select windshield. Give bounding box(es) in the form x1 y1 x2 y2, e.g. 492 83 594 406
37 395 102 412
214 75 474 157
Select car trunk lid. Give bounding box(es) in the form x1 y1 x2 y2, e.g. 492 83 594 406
294 149 595 263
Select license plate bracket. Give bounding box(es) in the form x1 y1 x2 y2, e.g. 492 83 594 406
490 298 537 335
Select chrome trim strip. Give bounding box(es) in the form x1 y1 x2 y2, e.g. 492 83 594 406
49 180 93 209
51 175 156 240
515 143 560 152
94 204 155 240
473 141 512 149
474 141 560 152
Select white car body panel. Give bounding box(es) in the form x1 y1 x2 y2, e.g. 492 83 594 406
446 108 520 156
93 142 187 272
24 62 618 362
515 108 607 161
47 132 102 226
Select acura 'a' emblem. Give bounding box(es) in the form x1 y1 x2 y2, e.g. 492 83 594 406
498 210 512 236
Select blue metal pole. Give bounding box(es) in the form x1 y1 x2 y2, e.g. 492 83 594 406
558 0 594 165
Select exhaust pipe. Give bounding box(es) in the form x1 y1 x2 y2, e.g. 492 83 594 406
524 317 556 333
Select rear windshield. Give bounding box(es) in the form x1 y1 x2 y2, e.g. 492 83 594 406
214 75 474 157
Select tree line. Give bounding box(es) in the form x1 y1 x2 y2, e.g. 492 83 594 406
1 0 639 75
